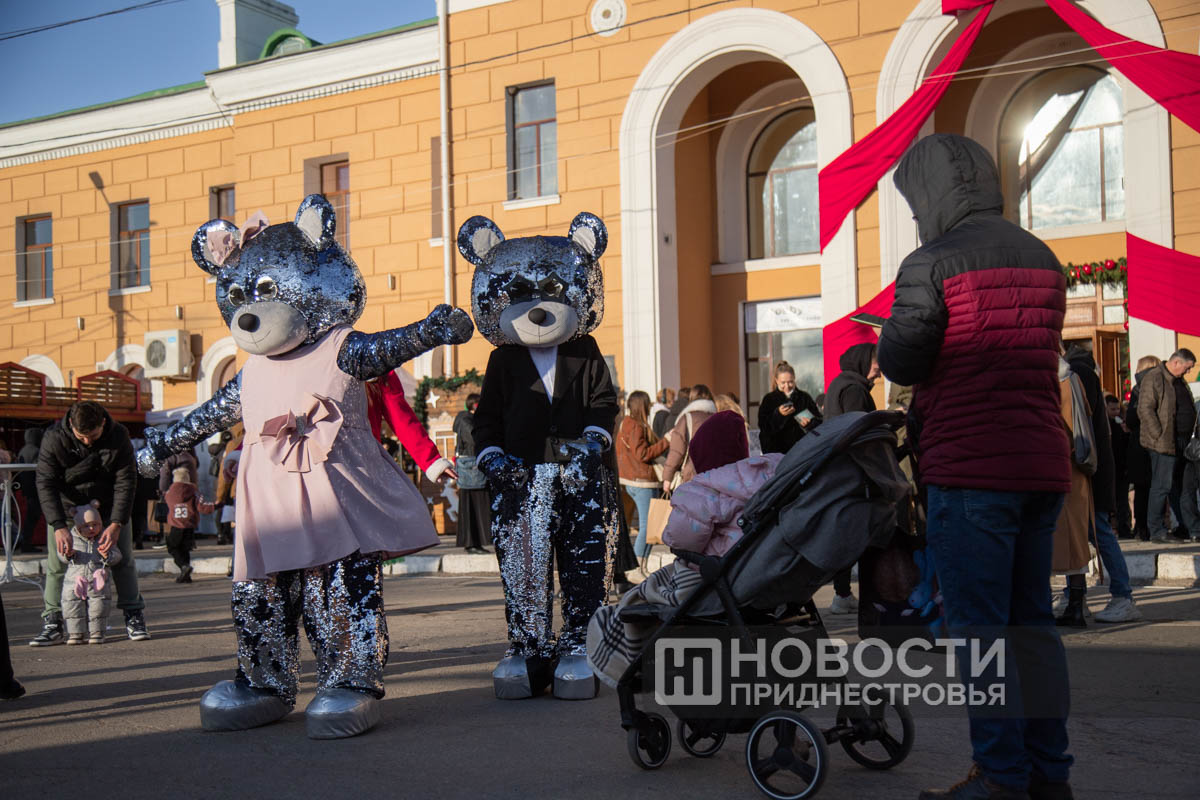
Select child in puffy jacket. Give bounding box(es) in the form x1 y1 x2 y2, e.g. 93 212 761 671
587 411 782 686
62 501 121 645
660 412 783 559
163 467 215 584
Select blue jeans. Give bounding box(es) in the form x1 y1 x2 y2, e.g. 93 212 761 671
927 486 1072 789
1059 512 1131 600
626 485 660 558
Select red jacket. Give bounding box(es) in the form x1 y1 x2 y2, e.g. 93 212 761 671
365 372 451 479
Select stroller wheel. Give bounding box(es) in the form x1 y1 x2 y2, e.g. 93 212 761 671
677 719 726 758
626 712 672 769
835 700 914 770
745 710 828 800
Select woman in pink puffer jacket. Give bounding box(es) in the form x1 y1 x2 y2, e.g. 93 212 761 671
587 411 782 686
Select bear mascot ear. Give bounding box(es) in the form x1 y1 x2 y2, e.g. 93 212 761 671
295 194 337 250
567 212 607 261
457 216 505 266
191 219 240 275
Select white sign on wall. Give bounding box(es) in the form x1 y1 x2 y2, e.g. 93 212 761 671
745 296 822 333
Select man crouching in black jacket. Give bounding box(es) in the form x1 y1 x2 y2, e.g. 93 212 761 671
29 401 150 646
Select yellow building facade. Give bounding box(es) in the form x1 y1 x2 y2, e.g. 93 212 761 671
2 0 1197 423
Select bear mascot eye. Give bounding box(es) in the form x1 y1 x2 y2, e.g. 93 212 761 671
255 275 279 300
227 285 247 306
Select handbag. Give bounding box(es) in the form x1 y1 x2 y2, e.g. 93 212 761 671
645 496 673 546
455 454 487 490
1185 436 1200 463
152 500 168 524
1067 374 1099 476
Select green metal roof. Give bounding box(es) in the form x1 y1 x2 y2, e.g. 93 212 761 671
259 27 321 59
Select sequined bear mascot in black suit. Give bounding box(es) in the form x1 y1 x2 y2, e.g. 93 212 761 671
458 212 621 700
135 195 474 738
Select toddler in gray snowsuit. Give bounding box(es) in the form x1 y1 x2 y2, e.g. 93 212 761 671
61 502 122 645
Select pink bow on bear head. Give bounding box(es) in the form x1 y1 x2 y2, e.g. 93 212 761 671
205 210 270 267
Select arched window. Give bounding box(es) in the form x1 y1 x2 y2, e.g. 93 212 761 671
747 109 818 259
1002 68 1123 230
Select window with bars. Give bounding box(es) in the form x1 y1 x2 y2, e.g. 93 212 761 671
747 109 819 259
1002 67 1124 231
321 161 350 249
17 216 53 302
115 202 150 289
212 185 236 222
507 82 557 200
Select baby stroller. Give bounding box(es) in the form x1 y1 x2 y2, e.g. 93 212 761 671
614 410 916 799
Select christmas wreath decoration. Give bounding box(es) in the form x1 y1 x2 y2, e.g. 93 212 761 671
413 368 482 430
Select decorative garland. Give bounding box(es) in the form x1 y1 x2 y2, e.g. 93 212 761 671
1062 256 1130 331
1063 257 1126 288
413 368 482 430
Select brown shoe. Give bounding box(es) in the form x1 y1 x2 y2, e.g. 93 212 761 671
919 766 1031 800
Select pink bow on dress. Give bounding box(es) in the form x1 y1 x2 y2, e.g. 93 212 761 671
206 210 270 266
258 394 343 473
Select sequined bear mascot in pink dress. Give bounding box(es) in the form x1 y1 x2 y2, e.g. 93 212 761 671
458 212 621 700
137 195 474 738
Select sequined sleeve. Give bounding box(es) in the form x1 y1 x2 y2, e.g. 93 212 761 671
336 304 474 381
145 374 243 462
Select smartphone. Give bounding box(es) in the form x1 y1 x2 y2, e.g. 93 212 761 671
780 402 795 412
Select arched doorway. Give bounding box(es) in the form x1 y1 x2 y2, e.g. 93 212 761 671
876 0 1173 364
618 8 854 397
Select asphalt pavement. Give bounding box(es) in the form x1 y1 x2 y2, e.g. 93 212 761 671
2 571 1199 799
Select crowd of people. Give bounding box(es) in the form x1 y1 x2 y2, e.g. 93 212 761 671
3 129 1199 798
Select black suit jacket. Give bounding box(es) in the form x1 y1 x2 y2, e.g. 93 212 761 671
474 335 619 464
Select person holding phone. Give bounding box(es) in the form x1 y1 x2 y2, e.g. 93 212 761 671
756 361 822 455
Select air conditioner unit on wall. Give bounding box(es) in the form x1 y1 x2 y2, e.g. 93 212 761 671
143 330 193 379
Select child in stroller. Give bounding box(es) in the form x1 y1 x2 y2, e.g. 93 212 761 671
588 411 781 687
602 410 916 800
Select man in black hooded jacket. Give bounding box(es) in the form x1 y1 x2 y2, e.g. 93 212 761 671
29 401 150 646
876 134 1072 800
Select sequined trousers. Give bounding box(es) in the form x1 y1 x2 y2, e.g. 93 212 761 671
491 457 620 660
231 551 387 706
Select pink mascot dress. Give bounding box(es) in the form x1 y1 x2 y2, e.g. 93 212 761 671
137 195 474 739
